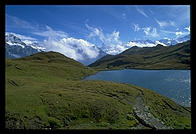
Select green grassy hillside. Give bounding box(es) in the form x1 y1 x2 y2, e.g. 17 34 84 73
89 41 190 70
6 51 191 129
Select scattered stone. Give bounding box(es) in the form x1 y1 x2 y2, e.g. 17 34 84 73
129 91 172 129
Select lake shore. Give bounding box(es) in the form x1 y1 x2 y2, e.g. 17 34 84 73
93 67 191 72
84 69 191 107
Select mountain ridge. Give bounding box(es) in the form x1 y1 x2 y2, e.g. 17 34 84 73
5 33 190 65
5 33 107 65
126 34 190 47
89 41 190 70
6 34 45 59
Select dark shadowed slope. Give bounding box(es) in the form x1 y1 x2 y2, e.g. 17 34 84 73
89 41 190 70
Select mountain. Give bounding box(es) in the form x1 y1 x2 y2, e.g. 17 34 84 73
6 51 191 129
5 34 45 58
176 34 190 43
89 41 190 70
125 34 190 48
158 35 190 46
5 33 106 65
5 33 189 65
73 44 106 65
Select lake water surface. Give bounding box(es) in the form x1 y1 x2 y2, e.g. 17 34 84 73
84 69 191 107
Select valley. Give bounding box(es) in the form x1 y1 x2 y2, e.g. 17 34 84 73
5 5 191 130
5 51 191 129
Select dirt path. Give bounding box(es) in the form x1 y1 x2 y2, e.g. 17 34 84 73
128 91 171 129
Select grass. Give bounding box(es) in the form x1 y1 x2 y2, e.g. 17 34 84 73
5 51 191 129
140 87 191 129
89 41 190 70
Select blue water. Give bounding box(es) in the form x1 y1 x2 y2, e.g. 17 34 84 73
84 69 191 107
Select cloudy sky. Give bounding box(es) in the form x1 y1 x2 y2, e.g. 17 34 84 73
6 5 190 56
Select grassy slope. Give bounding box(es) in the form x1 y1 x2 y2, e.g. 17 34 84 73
6 51 191 129
89 41 190 70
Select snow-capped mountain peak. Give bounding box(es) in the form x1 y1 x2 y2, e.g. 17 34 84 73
126 34 190 48
6 34 24 44
176 34 190 43
155 41 167 46
5 32 189 64
6 33 45 51
5 33 106 65
5 33 45 59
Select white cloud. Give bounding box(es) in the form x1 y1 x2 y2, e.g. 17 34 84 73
176 31 183 36
154 18 176 27
175 29 190 38
63 38 99 59
126 41 156 48
111 31 120 42
151 28 159 37
6 32 37 41
141 27 159 38
34 26 100 61
142 27 151 35
103 31 125 55
86 24 125 55
133 24 140 32
85 24 105 42
33 25 67 40
160 29 189 39
136 7 148 18
185 26 190 32
132 24 158 38
6 14 38 30
160 30 176 34
86 24 159 55
105 44 127 55
44 39 84 60
155 19 168 27
43 37 99 61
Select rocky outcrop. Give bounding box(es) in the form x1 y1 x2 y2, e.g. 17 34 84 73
130 91 171 129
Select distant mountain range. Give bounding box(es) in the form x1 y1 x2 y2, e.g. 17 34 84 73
89 41 190 70
125 34 190 48
5 32 190 66
5 33 106 65
5 34 45 58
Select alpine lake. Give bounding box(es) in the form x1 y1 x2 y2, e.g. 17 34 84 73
84 69 191 107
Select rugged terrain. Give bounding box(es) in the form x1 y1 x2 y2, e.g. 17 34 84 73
6 51 191 129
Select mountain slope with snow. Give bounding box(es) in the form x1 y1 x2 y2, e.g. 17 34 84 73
125 34 190 48
5 32 190 65
5 33 106 65
5 34 45 59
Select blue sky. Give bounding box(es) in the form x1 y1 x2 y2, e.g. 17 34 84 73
6 5 190 55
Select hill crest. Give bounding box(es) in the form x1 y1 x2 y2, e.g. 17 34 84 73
89 41 190 70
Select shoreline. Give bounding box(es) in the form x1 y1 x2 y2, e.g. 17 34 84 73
83 68 191 107
93 68 191 72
